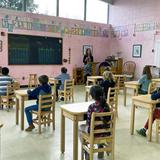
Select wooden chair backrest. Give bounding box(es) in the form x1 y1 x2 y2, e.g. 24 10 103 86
123 61 136 76
38 94 55 113
107 87 118 114
64 79 74 94
6 83 15 99
148 82 157 94
118 76 126 90
28 74 38 88
90 111 116 142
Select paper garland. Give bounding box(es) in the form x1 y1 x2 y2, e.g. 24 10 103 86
0 15 109 38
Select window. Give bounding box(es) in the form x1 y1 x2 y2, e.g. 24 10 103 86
59 0 84 20
86 0 108 24
33 0 56 16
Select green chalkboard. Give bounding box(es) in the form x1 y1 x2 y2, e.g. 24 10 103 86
8 34 63 65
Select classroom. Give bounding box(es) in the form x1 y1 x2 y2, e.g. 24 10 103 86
0 0 160 160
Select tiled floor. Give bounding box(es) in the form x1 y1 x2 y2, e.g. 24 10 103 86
0 85 159 160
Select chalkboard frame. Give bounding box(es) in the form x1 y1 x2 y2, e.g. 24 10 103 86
8 34 63 65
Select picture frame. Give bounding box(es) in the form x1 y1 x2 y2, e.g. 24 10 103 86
0 40 2 52
83 45 93 55
132 44 142 58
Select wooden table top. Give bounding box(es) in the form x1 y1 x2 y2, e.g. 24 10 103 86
132 94 160 104
152 78 160 82
87 76 103 79
15 89 28 96
61 101 93 115
124 81 139 85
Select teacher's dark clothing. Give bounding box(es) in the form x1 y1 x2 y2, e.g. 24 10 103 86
83 55 94 65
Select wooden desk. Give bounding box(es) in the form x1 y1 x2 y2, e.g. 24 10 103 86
124 81 140 106
61 101 92 160
152 78 160 84
15 90 28 130
130 94 160 141
85 85 92 102
86 76 103 86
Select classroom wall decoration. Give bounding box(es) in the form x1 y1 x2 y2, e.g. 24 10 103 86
110 26 129 39
0 14 109 38
132 44 142 58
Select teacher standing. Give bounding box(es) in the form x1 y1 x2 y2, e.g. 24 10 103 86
83 48 94 83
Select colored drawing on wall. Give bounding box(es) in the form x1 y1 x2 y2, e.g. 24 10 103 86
111 26 129 39
132 44 142 58
0 15 109 38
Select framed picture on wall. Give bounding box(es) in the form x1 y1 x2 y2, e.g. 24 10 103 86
132 44 142 58
0 40 2 52
83 45 93 55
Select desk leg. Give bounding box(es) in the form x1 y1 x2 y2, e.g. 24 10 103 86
148 107 153 142
124 87 126 106
85 91 88 102
16 98 19 125
54 81 57 100
134 88 138 96
61 110 65 153
20 97 24 130
73 119 78 160
130 101 135 135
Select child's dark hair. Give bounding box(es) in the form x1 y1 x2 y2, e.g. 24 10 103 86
142 66 152 80
90 85 109 111
2 67 9 75
61 67 67 74
38 75 49 85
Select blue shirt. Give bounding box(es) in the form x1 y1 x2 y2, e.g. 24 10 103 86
27 84 52 103
55 73 70 90
138 74 151 92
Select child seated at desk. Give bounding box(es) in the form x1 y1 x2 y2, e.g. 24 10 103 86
25 75 51 132
0 67 14 96
100 71 115 99
55 67 70 100
137 88 160 137
79 85 110 160
138 66 152 94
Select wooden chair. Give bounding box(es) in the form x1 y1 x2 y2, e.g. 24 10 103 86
0 83 15 110
123 61 136 80
58 79 74 103
81 111 116 160
28 74 38 89
107 87 118 117
147 82 157 94
32 94 55 134
156 119 160 143
117 75 126 93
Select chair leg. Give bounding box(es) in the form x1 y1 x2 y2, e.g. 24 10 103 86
38 116 41 134
89 145 94 160
156 119 159 143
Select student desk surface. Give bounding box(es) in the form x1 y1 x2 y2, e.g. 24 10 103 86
60 101 93 160
130 94 160 142
86 76 103 85
124 79 160 106
124 81 140 106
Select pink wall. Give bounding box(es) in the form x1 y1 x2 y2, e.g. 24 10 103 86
109 0 160 78
0 9 110 85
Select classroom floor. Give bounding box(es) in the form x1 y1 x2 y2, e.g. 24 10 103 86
0 85 159 160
